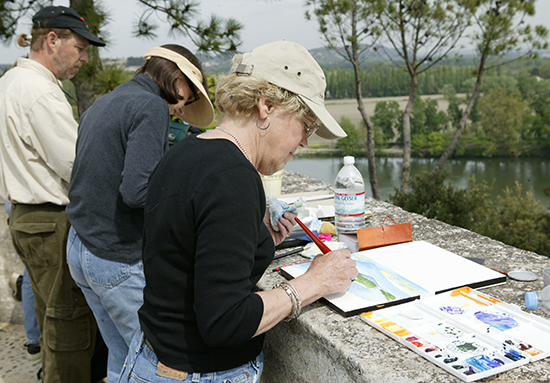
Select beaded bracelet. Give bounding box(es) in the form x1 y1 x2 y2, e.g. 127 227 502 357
274 282 302 321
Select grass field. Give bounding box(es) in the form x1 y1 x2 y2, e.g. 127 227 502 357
309 95 451 147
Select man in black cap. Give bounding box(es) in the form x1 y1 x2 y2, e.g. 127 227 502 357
0 6 105 383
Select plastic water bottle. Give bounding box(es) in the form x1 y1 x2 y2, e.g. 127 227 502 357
525 286 550 314
334 156 366 233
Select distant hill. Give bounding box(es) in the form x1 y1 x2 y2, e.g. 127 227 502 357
102 46 391 73
109 46 550 74
4 46 549 75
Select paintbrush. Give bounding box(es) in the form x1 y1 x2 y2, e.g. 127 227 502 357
273 246 304 260
295 217 331 254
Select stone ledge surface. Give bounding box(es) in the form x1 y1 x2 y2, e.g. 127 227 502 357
0 170 548 383
259 170 550 383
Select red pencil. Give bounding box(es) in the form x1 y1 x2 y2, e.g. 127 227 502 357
295 217 331 254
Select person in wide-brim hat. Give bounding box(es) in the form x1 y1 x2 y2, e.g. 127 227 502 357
65 44 215 383
119 40 357 383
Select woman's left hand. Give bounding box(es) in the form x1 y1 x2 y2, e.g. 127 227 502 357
264 210 297 246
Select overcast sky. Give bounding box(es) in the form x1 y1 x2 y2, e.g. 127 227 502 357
2 0 550 64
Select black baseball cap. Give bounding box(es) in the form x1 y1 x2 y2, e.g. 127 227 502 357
32 6 106 47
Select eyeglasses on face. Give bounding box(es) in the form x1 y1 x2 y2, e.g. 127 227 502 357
303 117 320 138
185 87 200 106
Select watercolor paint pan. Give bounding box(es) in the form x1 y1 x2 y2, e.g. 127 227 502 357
360 288 549 382
416 288 550 360
361 310 526 382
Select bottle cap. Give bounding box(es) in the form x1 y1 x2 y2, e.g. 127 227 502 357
343 156 355 165
525 291 539 309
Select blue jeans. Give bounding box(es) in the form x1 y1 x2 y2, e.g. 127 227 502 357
118 331 264 383
22 269 40 345
67 227 145 383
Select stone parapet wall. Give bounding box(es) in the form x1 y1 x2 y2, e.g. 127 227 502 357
0 170 549 382
0 206 22 325
261 170 550 383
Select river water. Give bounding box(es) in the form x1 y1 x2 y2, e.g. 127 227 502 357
285 157 550 210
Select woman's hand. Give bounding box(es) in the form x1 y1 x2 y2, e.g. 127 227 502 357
302 249 358 296
264 209 297 246
254 247 357 337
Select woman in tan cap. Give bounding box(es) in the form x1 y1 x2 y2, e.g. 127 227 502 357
120 40 357 383
65 44 214 383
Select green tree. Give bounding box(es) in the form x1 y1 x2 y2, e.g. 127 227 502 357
371 100 401 143
306 0 382 199
389 171 550 256
94 64 133 97
1 0 243 114
336 116 365 157
0 0 38 43
539 60 550 79
388 170 493 229
441 84 462 126
462 75 519 94
432 0 549 173
134 0 242 53
477 182 550 256
374 0 475 193
407 96 449 156
71 0 109 115
473 88 529 156
516 73 550 144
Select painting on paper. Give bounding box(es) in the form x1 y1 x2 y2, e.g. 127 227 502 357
281 252 429 316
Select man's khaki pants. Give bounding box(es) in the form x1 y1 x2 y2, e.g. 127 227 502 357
9 203 98 383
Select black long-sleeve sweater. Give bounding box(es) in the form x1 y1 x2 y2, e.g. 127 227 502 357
139 134 274 372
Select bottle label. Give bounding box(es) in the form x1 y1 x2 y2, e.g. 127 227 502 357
335 191 365 217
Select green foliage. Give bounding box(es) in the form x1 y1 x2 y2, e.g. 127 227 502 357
325 64 475 98
94 65 132 97
516 73 550 143
372 100 400 143
389 171 550 256
335 116 365 157
471 0 548 63
305 0 380 62
410 97 449 136
476 182 550 256
537 60 550 79
134 0 242 54
441 84 462 126
0 0 50 44
472 88 529 156
388 170 493 230
411 132 449 156
462 75 518 95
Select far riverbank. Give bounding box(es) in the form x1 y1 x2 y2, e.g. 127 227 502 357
286 156 550 210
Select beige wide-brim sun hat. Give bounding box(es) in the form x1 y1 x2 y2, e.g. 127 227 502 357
143 47 215 128
230 40 347 140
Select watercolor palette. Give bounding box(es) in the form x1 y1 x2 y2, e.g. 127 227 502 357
360 287 550 382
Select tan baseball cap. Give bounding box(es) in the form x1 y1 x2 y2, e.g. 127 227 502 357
230 41 346 140
143 47 215 128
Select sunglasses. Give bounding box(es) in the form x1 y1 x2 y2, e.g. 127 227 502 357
185 87 200 106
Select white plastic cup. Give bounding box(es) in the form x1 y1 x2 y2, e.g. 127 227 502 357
260 170 283 197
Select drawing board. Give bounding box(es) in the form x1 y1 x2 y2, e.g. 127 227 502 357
280 240 506 316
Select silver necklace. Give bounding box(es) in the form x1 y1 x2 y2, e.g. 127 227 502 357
215 127 253 164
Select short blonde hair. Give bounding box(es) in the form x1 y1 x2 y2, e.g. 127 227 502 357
17 28 73 51
215 54 314 123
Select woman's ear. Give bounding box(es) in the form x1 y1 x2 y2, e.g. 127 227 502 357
257 94 275 119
